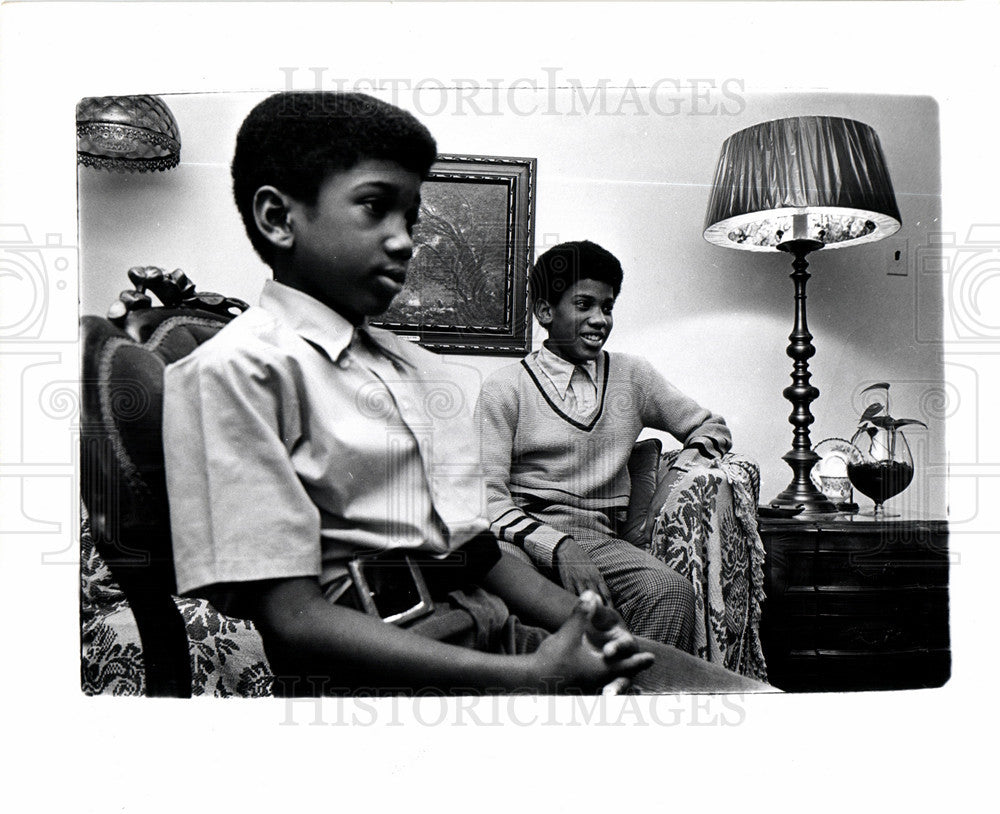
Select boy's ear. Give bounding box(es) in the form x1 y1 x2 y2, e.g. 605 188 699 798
252 186 297 252
534 297 554 327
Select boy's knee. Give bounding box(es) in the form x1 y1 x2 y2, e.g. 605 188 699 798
680 577 696 613
640 565 694 608
626 567 695 647
666 571 696 612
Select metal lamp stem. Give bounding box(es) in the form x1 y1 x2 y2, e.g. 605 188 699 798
771 239 838 514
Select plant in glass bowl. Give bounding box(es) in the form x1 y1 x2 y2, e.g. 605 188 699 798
848 382 926 518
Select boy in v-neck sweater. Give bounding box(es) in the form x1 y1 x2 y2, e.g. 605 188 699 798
475 241 732 649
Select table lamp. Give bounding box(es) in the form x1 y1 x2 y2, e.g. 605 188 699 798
77 95 181 172
703 115 901 515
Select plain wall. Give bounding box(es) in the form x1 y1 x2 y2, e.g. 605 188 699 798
79 88 947 516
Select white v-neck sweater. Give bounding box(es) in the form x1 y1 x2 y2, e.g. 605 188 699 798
475 350 732 566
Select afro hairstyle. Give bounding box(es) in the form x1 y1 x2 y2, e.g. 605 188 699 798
529 240 624 306
231 91 437 265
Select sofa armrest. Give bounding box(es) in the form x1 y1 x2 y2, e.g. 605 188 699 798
81 510 274 696
627 450 761 550
622 438 663 547
644 452 768 680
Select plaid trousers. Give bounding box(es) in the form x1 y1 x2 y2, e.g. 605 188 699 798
501 503 696 651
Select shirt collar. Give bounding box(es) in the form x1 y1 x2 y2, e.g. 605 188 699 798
259 280 414 369
537 343 598 397
259 280 358 362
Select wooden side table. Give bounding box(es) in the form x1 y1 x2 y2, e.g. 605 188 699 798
758 514 950 692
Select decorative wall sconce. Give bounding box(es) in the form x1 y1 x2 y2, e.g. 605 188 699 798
77 95 181 172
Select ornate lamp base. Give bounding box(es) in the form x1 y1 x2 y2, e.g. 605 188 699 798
770 238 838 516
771 449 838 515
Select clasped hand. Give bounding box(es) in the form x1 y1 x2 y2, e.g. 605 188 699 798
531 590 653 694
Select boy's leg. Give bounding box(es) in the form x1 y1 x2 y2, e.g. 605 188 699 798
444 581 766 693
531 505 696 649
629 637 772 693
456 572 769 693
575 532 695 651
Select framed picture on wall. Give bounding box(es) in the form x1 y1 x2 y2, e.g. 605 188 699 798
372 154 536 355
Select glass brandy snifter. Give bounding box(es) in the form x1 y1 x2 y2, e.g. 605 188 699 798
848 425 914 518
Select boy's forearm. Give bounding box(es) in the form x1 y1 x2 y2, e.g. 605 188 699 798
254 577 540 693
641 360 731 456
479 551 577 632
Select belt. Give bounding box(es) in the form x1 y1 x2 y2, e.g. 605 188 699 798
333 552 436 626
325 533 503 628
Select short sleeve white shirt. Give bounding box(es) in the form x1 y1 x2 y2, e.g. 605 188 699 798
164 280 488 595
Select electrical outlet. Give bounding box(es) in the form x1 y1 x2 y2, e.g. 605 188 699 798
885 237 910 276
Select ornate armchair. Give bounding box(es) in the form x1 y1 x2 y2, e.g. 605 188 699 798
80 268 272 696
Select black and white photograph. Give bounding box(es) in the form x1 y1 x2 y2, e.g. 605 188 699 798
74 86 947 696
1 1 997 811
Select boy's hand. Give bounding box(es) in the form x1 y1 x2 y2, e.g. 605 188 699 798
530 591 653 693
587 602 645 661
553 538 613 607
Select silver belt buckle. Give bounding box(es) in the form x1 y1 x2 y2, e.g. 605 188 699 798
346 553 435 626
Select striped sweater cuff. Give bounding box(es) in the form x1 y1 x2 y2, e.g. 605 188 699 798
684 427 730 464
490 509 569 568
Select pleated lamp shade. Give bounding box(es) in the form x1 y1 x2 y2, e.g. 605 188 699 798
704 116 901 252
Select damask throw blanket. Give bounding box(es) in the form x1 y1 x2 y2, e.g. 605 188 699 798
648 452 769 682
